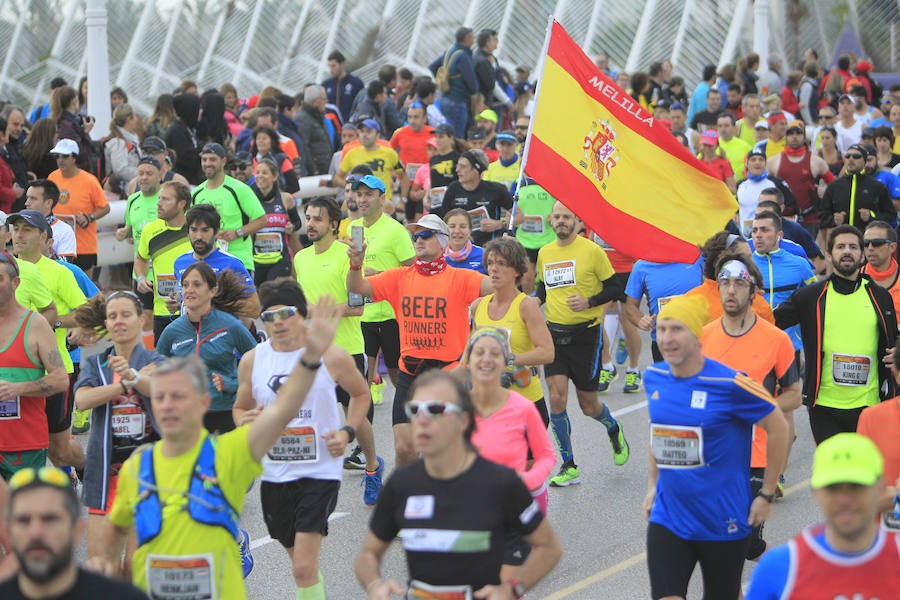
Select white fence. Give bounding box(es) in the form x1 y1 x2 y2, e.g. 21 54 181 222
1 0 896 118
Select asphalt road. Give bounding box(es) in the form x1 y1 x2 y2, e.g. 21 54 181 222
71 328 822 599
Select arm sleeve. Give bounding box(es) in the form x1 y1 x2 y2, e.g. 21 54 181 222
773 288 801 330
744 544 791 600
502 469 544 537
589 273 624 307
819 184 837 228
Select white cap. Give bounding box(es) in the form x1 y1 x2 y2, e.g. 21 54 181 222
50 139 79 156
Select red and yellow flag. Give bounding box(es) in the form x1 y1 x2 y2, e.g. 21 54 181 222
523 21 738 263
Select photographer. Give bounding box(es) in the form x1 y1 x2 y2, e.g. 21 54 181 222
50 85 99 177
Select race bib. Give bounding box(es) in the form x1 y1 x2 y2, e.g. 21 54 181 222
254 232 283 255
156 274 178 298
407 580 473 600
831 353 872 386
428 187 447 211
468 206 489 232
147 554 214 600
543 260 576 289
0 397 20 420
656 294 678 313
650 424 704 468
520 215 544 234
406 163 424 180
111 403 145 438
267 425 318 462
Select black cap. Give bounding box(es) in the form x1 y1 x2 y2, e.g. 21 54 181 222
846 143 868 158
232 150 252 165
6 210 49 233
141 136 166 153
435 123 455 137
467 128 486 141
200 142 227 158
747 147 767 160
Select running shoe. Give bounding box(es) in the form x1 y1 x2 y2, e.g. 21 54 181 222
363 456 385 506
775 474 786 499
623 370 641 393
597 365 618 392
370 378 385 406
614 336 628 365
609 424 630 466
72 408 91 434
238 528 253 578
549 462 581 487
343 445 365 470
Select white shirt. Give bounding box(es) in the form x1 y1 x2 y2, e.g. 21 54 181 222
49 216 77 257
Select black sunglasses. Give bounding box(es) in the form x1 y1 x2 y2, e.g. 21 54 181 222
845 153 864 160
411 230 436 241
864 238 893 248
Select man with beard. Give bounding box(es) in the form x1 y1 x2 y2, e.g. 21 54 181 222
170 204 260 318
768 121 834 233
860 220 900 315
0 466 146 597
775 225 897 443
294 197 384 505
191 143 268 274
537 202 629 487
701 257 800 560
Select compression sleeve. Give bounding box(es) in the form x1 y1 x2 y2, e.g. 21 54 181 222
587 273 624 307
535 281 547 304
287 205 303 230
744 544 790 600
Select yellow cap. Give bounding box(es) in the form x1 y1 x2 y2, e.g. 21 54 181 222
811 433 883 489
657 294 710 340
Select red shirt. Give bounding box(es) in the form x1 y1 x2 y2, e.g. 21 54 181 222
700 156 734 183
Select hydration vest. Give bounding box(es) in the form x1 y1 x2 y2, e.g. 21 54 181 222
133 436 239 546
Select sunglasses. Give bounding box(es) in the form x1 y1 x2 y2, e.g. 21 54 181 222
9 466 71 491
411 230 436 241
864 238 893 247
819 114 836 120
109 290 140 301
845 153 864 159
260 305 300 322
405 401 463 419
0 250 19 277
515 125 528 130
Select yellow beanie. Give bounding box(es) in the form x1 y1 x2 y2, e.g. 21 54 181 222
657 294 710 340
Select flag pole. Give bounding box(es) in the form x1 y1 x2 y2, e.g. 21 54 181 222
508 15 556 231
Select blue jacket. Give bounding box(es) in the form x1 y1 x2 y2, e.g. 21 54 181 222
429 43 478 103
156 307 257 411
75 344 166 511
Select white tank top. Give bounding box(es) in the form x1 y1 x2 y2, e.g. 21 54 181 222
251 340 343 482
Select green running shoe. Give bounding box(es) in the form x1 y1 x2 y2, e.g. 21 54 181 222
549 462 581 487
609 424 630 466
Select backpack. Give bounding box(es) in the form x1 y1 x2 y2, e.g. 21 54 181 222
436 49 463 93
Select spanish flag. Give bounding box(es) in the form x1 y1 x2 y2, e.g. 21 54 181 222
523 21 738 263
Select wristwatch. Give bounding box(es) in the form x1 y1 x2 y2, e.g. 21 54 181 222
236 227 245 238
340 425 356 444
757 490 776 503
508 579 526 599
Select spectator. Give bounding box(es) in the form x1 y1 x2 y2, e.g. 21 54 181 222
145 93 176 140
296 85 333 176
321 50 365 123
429 27 479 138
20 118 59 180
50 85 98 176
103 104 142 196
165 93 202 184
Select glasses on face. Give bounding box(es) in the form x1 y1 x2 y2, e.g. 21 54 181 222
717 278 752 289
845 153 864 160
409 101 425 110
411 230 436 241
260 305 300 322
404 400 463 419
0 250 20 277
515 125 528 130
864 238 893 248
8 466 71 491
819 114 836 120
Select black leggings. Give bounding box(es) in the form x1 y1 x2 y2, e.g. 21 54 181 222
647 522 749 600
807 404 866 445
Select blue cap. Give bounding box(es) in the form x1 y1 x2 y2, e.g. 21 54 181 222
352 174 386 193
496 130 517 143
359 119 382 133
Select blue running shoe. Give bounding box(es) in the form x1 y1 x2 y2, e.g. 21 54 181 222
363 456 385 506
614 336 628 365
238 528 253 578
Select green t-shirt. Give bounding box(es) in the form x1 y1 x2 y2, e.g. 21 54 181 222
35 256 87 373
350 213 415 322
293 240 364 355
139 219 192 317
191 176 265 271
14 258 53 312
514 184 557 250
125 189 162 253
719 136 752 177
